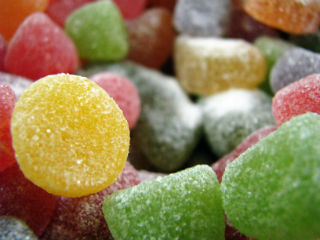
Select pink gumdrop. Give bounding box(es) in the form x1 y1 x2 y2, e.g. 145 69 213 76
113 0 147 20
0 163 57 236
212 125 277 183
90 72 141 129
0 82 17 172
272 74 320 126
5 12 78 81
41 162 139 240
0 34 7 71
46 0 96 27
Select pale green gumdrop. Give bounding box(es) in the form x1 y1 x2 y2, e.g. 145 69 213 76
103 165 225 240
65 0 128 61
221 112 320 240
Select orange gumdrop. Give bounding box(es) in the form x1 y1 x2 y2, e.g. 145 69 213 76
0 0 49 41
237 0 320 34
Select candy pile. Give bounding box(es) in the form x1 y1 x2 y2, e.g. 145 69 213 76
1 0 320 239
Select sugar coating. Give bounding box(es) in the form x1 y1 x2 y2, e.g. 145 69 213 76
79 61 203 172
65 0 129 61
174 36 266 96
222 112 320 240
201 89 274 156
11 74 130 197
270 48 320 93
0 216 37 240
41 162 139 240
0 72 33 98
103 165 225 240
174 0 231 37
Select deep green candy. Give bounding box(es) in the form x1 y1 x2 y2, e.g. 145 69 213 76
290 30 320 53
103 165 225 240
0 216 38 240
65 0 128 61
221 113 320 240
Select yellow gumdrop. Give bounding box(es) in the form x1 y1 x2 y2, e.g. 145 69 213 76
11 74 129 197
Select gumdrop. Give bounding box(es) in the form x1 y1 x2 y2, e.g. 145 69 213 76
290 30 320 53
148 0 177 11
41 162 139 240
0 216 38 240
0 72 33 98
138 169 165 182
174 0 231 37
0 163 57 236
103 165 225 240
273 74 320 125
11 74 130 197
0 0 49 41
65 0 129 61
5 13 78 81
113 0 147 19
237 0 320 34
126 8 175 69
174 36 266 96
0 34 7 71
222 112 320 240
201 89 274 157
270 48 320 93
90 72 141 129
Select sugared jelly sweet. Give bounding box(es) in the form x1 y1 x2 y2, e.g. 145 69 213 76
103 165 225 240
0 216 38 240
5 13 78 81
273 74 320 126
290 30 320 53
148 0 177 11
0 82 17 172
0 163 57 236
65 0 129 61
0 0 49 41
222 112 320 240
113 0 147 20
90 72 141 129
174 36 266 96
11 74 130 197
126 8 175 69
0 34 7 71
0 72 33 98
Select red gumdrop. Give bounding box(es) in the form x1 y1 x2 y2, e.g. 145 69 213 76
272 74 320 126
0 34 7 71
46 0 96 27
212 125 277 183
113 0 147 20
90 72 141 129
0 163 57 236
0 82 17 172
41 162 139 240
5 12 78 81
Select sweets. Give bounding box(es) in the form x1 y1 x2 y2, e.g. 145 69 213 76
0 216 37 240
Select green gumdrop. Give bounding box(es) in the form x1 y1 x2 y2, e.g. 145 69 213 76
290 30 320 53
221 112 320 240
103 165 225 240
65 0 128 61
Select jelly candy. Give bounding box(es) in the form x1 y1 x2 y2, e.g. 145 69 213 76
46 0 96 27
212 125 276 182
41 162 139 240
126 8 175 69
11 74 130 197
79 61 202 172
90 72 141 129
222 112 320 240
0 163 57 236
237 0 320 34
273 74 320 126
201 89 274 156
174 0 231 37
290 30 320 53
65 1 129 61
270 48 320 93
138 169 165 182
103 165 225 240
174 36 266 96
0 34 7 71
0 0 49 41
0 72 33 98
113 0 147 20
0 216 37 240
0 82 17 172
148 0 177 11
5 13 78 81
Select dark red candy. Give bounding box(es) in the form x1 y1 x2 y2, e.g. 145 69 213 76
273 74 320 126
212 125 276 182
0 163 57 236
41 162 139 240
148 0 177 11
0 34 7 71
113 0 147 20
5 13 78 80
